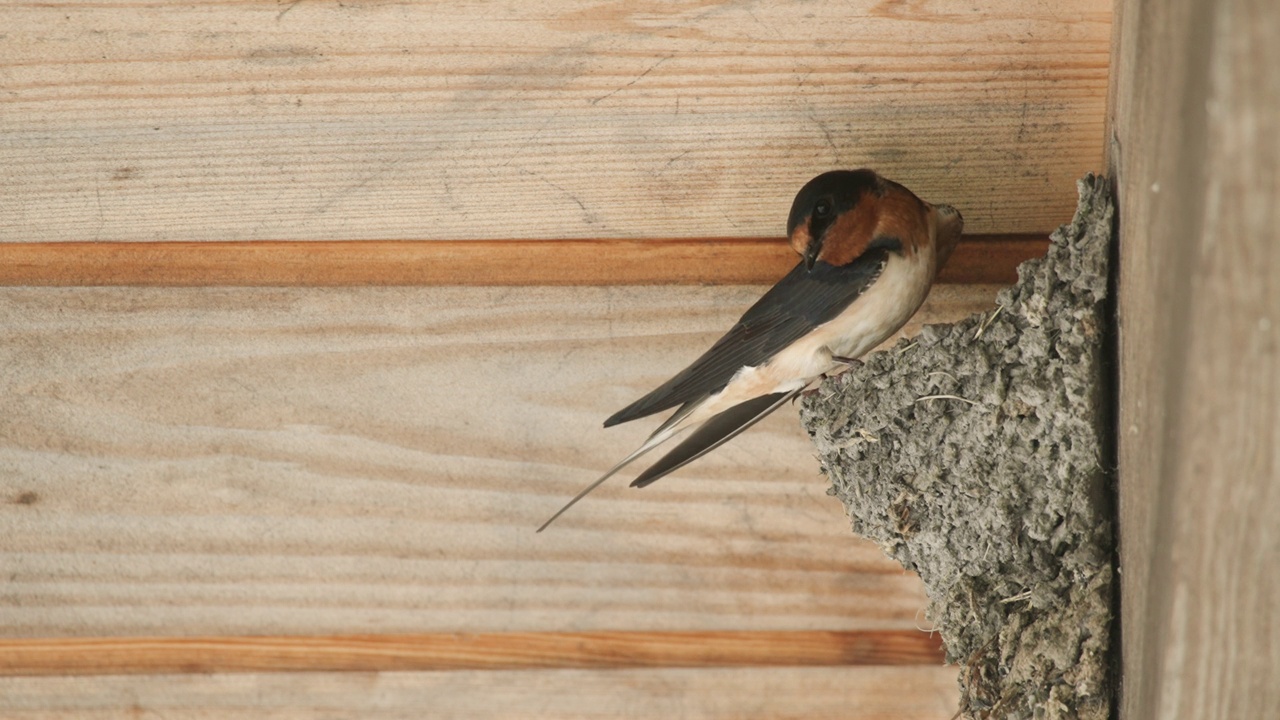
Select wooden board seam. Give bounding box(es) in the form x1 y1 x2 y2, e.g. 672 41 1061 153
0 236 1047 287
0 630 947 677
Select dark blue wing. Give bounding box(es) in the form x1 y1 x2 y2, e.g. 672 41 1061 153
604 249 888 427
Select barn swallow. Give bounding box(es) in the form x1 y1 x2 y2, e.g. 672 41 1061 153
538 169 963 531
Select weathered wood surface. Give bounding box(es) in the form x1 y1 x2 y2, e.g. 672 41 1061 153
0 666 960 719
2 1 1109 243
0 236 1045 287
1112 0 1280 717
0 629 943 676
1 283 1000 639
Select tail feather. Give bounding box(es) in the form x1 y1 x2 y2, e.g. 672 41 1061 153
539 389 802 532
630 390 799 488
536 418 683 533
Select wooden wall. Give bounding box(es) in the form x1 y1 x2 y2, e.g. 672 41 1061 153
4 1 1107 244
2 1 1110 717
1111 0 1280 717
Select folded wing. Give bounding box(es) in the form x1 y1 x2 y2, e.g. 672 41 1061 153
604 250 889 427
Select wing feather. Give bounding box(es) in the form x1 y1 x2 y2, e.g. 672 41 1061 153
629 390 801 488
604 251 888 427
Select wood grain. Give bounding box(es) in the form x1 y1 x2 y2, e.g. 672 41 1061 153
2 1 1109 243
0 236 1046 286
1112 0 1280 716
0 283 1000 638
0 666 961 720
0 629 943 676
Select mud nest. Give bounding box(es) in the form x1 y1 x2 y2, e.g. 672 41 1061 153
800 175 1115 719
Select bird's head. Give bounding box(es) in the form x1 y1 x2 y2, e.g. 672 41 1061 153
786 170 883 272
786 169 962 275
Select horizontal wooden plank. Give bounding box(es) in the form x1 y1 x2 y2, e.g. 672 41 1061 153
0 666 960 720
0 283 1000 638
0 629 943 676
1 1 1109 243
0 236 1044 286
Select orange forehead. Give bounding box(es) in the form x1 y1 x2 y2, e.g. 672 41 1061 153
788 225 813 256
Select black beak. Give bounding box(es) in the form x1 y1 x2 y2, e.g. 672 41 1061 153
803 243 820 272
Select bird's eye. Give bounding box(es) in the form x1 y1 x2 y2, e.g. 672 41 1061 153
814 200 833 219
